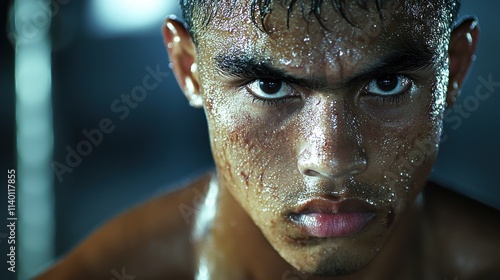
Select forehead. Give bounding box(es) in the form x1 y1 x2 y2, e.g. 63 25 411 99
195 0 451 77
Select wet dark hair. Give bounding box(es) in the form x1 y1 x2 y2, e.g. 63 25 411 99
180 0 461 42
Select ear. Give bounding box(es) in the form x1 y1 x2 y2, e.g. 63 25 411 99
162 17 202 108
446 18 479 108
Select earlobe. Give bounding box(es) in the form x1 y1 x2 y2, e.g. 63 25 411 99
446 18 479 108
162 17 202 108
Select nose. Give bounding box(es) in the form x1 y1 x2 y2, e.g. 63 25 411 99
297 97 368 179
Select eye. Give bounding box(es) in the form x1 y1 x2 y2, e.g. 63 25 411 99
365 74 411 96
246 79 295 100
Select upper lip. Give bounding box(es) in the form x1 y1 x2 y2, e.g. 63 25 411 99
294 197 376 215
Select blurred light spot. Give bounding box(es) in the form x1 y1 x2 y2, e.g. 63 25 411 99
14 0 55 278
88 0 176 36
16 45 51 105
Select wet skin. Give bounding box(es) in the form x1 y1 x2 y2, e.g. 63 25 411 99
182 0 456 276
35 1 500 279
190 1 450 276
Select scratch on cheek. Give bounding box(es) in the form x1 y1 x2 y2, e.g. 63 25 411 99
240 171 250 187
229 120 256 150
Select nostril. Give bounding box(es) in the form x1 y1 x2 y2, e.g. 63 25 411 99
303 169 320 177
348 158 368 176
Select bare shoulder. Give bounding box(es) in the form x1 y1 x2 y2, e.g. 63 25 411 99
35 173 212 280
422 182 500 279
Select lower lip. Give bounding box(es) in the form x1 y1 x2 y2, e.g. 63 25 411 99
292 213 376 238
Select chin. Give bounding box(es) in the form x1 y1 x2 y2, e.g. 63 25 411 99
311 257 369 277
271 235 382 277
293 252 372 277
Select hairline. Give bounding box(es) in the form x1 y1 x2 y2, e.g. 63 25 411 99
180 0 461 45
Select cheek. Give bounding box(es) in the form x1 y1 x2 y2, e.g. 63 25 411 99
200 72 298 213
359 87 443 206
207 105 281 193
206 99 304 218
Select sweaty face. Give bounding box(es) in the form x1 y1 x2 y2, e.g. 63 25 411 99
195 0 451 276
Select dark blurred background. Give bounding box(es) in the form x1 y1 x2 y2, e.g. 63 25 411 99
1 1 499 279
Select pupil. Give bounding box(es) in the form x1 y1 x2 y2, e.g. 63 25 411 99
259 79 282 94
376 75 398 91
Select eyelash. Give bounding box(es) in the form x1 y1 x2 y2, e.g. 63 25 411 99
251 97 287 107
372 93 409 105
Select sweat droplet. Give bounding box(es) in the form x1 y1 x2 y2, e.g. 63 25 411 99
279 58 292 66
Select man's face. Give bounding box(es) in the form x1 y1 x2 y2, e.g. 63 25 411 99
195 0 451 276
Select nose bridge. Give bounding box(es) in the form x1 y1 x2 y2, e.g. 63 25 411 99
298 95 367 178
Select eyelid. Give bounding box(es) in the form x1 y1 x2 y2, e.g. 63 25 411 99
237 75 299 89
245 79 298 99
345 64 432 92
356 74 414 107
364 75 411 96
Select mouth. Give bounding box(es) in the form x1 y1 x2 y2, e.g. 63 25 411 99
289 198 377 238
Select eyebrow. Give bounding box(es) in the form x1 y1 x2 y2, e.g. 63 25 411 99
213 41 435 90
214 52 319 87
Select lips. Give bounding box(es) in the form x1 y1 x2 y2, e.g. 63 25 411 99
290 198 376 238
